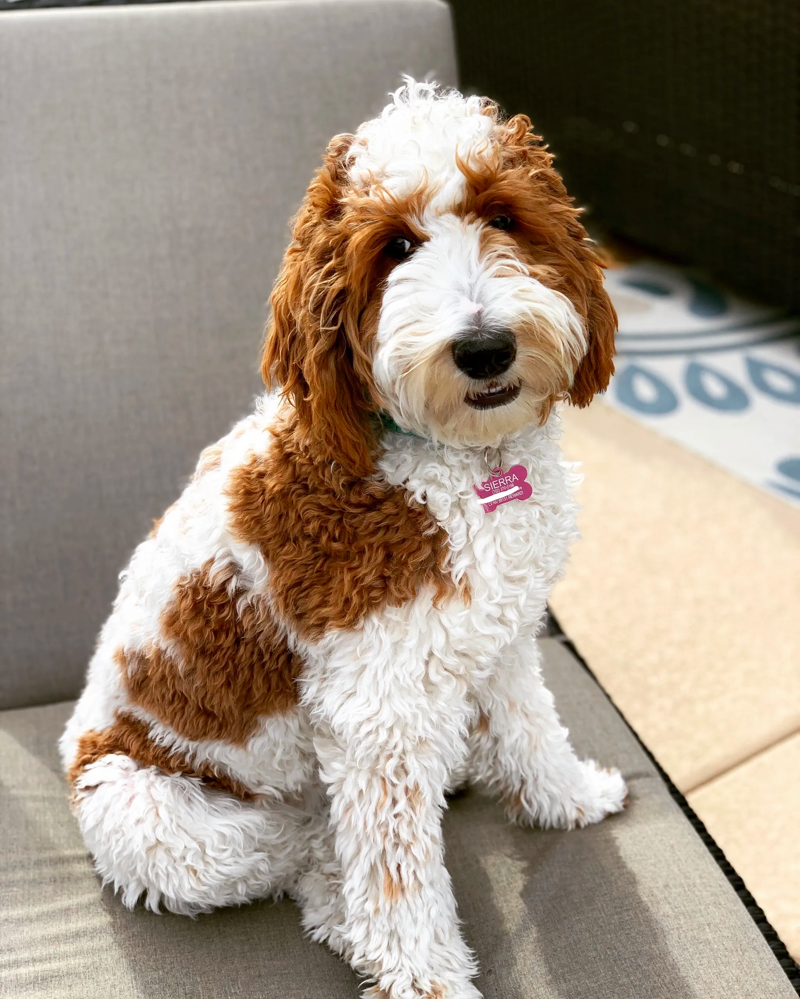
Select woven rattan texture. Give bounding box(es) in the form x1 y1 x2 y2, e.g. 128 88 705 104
451 0 800 309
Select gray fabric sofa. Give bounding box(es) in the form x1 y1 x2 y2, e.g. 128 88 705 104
0 2 796 997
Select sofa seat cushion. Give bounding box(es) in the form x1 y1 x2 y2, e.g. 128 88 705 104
0 638 794 999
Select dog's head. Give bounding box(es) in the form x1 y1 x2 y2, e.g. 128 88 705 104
263 80 616 475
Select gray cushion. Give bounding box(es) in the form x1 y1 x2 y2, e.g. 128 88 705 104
0 0 457 710
0 638 794 999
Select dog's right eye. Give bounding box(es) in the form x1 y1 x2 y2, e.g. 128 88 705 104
490 215 514 231
385 236 413 261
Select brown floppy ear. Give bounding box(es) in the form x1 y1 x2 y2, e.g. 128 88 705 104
262 135 376 477
567 255 617 407
495 114 617 408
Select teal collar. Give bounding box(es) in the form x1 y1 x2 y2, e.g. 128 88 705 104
376 411 422 439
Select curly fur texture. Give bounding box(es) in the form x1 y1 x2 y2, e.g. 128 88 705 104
61 80 624 999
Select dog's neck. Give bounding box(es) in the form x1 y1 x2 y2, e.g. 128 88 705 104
375 411 421 439
268 391 559 485
374 408 562 483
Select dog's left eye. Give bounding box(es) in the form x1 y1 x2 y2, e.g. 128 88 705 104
385 236 413 261
490 215 514 231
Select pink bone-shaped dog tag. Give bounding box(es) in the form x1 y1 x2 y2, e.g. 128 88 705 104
473 465 533 513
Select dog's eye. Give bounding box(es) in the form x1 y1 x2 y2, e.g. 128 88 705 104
490 215 514 231
385 236 413 261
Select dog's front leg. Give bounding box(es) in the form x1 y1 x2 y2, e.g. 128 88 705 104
470 639 627 830
305 641 480 1000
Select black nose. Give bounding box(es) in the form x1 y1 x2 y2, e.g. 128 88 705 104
451 329 516 380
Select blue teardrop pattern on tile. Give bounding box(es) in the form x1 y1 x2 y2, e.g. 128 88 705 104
777 457 800 480
767 457 800 500
620 278 672 297
614 364 679 414
684 362 749 411
746 357 800 403
687 278 728 317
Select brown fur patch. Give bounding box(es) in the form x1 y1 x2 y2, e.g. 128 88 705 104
68 712 255 800
262 136 443 477
262 138 376 478
380 860 421 904
120 560 300 744
476 711 490 734
406 782 424 814
226 418 454 640
382 866 403 903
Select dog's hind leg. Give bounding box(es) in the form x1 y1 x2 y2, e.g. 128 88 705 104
72 753 305 915
292 830 351 962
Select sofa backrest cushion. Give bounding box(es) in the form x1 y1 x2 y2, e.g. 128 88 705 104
0 0 457 710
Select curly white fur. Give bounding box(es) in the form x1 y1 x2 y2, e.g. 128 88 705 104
347 78 493 204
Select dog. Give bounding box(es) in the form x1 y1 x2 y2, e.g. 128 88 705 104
61 79 624 999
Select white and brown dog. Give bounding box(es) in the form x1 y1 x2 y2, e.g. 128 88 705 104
61 80 624 999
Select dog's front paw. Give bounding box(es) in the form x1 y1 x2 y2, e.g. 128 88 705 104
570 760 628 827
362 977 482 999
508 760 628 830
555 760 627 829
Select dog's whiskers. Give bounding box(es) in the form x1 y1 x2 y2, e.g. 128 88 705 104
399 356 429 379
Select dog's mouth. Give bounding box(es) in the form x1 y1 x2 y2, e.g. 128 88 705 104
465 382 521 410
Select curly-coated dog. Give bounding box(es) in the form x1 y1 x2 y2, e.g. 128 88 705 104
61 80 624 999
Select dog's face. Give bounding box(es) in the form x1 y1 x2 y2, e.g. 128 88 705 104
264 81 616 472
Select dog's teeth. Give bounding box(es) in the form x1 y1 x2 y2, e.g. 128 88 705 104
466 383 519 406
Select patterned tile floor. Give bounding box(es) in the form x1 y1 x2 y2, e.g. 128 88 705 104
604 259 800 505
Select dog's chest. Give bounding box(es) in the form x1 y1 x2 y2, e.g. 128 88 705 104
379 420 578 654
445 475 565 642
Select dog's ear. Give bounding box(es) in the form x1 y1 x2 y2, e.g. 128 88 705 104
566 255 617 407
496 114 618 407
262 134 376 477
